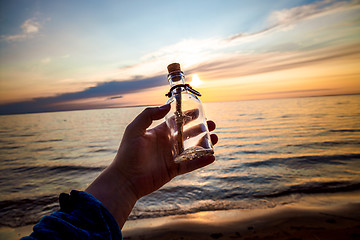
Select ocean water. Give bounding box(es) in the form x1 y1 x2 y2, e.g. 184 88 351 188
0 95 360 228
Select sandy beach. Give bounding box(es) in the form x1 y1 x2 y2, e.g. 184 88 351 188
122 208 359 240
2 193 360 240
122 194 360 240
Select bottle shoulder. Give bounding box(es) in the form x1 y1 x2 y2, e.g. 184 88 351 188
183 91 200 101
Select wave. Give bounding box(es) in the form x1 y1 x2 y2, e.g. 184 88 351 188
131 181 360 220
2 165 105 176
254 181 360 198
0 145 25 150
287 140 360 148
30 147 54 152
0 194 59 228
89 148 116 153
35 139 63 143
50 155 89 161
129 200 254 220
8 133 37 138
0 165 105 228
280 114 300 118
243 153 360 167
2 180 359 228
329 129 360 133
237 150 278 155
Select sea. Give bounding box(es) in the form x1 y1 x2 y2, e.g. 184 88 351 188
0 95 360 228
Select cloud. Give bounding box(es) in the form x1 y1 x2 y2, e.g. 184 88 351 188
130 0 360 81
2 18 41 41
245 88 334 97
267 0 329 27
1 0 359 114
125 0 359 78
267 0 357 28
22 19 40 34
41 57 51 64
108 95 123 100
187 42 360 80
228 0 359 43
0 75 166 115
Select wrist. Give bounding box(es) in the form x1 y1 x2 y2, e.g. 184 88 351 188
85 163 138 228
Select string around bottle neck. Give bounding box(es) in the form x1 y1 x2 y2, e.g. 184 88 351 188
165 84 202 98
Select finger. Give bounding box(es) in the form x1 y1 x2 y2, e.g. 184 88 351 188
177 155 215 175
196 134 213 149
183 123 208 140
190 132 216 149
210 134 218 145
181 120 216 140
126 104 170 137
207 120 216 132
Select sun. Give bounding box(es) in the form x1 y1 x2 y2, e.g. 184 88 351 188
189 74 203 87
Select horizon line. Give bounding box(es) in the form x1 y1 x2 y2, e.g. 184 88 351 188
1 92 359 116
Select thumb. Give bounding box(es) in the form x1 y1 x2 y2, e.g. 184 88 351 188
126 104 170 137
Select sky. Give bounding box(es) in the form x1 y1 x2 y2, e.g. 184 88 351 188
0 0 359 114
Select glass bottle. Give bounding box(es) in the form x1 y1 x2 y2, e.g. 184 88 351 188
165 63 214 163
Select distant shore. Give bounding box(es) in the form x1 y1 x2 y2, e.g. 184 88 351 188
1 93 359 116
3 192 359 240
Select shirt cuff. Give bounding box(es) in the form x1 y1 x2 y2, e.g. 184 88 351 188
23 190 122 240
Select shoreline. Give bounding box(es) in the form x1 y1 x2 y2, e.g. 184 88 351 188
2 192 360 240
122 194 360 240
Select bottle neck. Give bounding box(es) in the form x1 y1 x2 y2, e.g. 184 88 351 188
168 71 185 88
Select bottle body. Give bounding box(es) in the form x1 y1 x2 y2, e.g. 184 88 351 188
165 72 214 163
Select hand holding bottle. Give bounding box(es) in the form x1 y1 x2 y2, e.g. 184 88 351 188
86 104 218 228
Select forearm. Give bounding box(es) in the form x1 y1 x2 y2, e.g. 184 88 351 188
85 162 138 228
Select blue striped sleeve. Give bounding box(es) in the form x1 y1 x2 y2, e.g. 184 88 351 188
21 190 122 240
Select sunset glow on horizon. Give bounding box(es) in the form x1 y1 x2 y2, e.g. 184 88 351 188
0 0 359 114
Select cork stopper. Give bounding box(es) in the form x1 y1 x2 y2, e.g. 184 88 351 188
167 63 181 74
